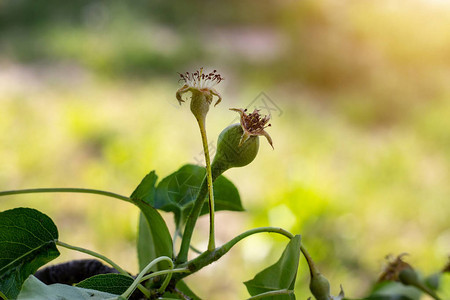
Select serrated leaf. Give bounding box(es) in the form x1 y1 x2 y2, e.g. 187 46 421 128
18 275 118 300
131 172 173 272
0 208 60 299
154 164 243 225
244 235 301 299
75 273 134 295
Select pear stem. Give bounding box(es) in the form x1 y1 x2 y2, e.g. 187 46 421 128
196 117 216 252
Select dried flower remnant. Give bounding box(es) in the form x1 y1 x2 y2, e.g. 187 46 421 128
230 108 273 149
176 68 224 107
378 254 442 299
378 253 413 282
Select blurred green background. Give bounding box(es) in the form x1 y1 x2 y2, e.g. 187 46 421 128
1 0 449 298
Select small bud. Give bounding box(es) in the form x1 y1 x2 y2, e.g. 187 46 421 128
211 124 260 173
309 273 345 300
309 273 331 300
398 268 420 287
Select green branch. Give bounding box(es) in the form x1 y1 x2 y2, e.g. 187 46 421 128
0 188 130 202
121 256 173 299
56 241 128 275
197 118 216 252
174 227 294 280
176 164 224 264
141 267 190 285
0 291 7 300
176 179 208 263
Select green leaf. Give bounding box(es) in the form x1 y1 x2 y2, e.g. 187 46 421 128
154 164 243 225
425 272 441 291
244 235 301 299
131 171 173 271
131 171 158 205
18 275 118 300
369 281 421 300
0 291 7 300
162 280 201 300
437 273 450 300
137 212 154 271
0 207 60 299
75 273 134 295
362 296 415 300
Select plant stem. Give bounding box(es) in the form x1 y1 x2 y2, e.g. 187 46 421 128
196 118 216 251
173 226 181 255
157 263 175 295
121 256 172 299
300 244 319 277
172 287 191 300
56 241 151 298
176 228 203 255
247 289 293 300
0 291 7 300
141 267 190 284
56 241 129 275
414 282 441 300
176 179 208 264
0 188 131 202
175 227 294 280
177 164 224 264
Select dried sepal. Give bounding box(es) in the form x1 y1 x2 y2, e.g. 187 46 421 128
230 108 273 149
378 253 413 282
